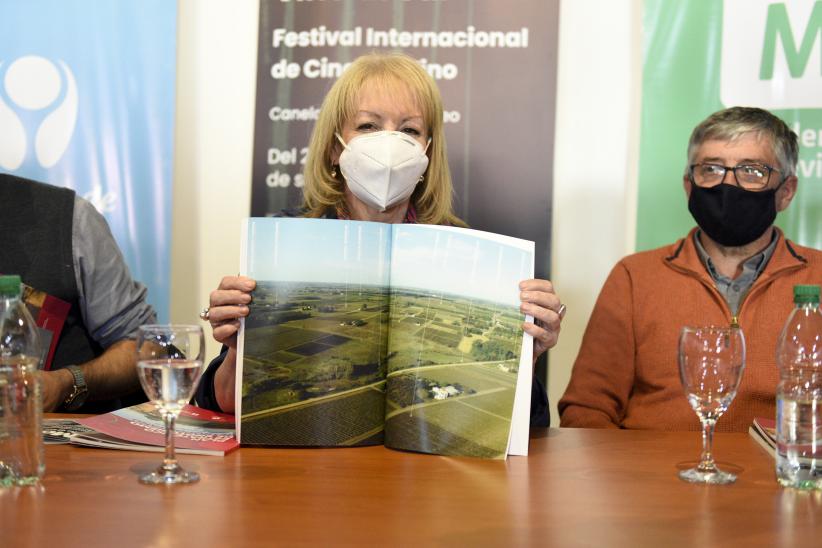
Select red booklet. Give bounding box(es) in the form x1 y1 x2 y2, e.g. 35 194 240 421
21 283 71 371
73 403 239 456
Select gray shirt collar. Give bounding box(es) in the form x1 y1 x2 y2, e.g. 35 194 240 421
693 229 778 315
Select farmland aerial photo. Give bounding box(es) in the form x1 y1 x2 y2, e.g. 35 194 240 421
239 218 532 458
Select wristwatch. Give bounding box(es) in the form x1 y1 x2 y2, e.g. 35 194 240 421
62 365 89 411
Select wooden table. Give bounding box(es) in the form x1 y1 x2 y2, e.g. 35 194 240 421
2 428 819 547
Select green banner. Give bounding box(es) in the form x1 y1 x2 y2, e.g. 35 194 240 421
638 0 822 251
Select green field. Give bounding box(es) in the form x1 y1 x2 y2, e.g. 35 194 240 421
241 384 385 446
387 288 523 374
384 408 504 459
240 281 524 453
242 281 389 418
381 288 523 457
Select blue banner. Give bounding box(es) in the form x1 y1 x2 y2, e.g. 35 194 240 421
0 0 177 320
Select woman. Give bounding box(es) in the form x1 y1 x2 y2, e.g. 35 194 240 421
197 52 563 423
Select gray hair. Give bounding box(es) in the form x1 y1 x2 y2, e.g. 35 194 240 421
686 106 799 178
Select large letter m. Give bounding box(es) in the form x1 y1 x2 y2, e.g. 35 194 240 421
760 1 822 79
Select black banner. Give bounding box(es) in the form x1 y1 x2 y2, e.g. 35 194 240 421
251 0 558 282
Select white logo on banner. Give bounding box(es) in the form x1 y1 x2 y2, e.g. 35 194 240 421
722 0 822 108
0 55 79 170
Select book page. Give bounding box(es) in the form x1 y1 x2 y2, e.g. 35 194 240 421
236 218 392 446
383 224 535 459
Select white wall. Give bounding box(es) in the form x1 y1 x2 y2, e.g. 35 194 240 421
171 0 259 360
171 0 644 425
548 0 643 424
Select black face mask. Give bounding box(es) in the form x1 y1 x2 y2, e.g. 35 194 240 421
687 183 777 247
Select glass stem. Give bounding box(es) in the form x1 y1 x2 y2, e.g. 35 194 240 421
163 413 177 472
699 418 717 471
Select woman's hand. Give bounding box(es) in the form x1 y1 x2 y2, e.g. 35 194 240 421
519 279 565 365
207 276 256 350
206 276 255 413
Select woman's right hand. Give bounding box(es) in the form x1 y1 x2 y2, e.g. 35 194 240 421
209 275 255 413
207 275 256 350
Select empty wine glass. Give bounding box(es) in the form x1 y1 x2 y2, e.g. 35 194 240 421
135 325 205 485
678 326 746 484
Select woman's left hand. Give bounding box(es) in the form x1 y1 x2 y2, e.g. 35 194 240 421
519 279 565 365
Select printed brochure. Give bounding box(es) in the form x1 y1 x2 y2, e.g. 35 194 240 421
236 218 535 459
70 402 238 456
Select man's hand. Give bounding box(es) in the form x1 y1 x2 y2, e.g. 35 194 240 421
40 368 74 412
39 340 141 412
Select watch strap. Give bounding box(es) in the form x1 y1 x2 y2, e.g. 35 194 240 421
63 365 88 411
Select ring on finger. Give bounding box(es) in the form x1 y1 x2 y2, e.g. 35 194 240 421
557 303 567 319
199 307 210 321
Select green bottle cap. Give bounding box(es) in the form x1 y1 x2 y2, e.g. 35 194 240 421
0 275 22 297
794 284 820 304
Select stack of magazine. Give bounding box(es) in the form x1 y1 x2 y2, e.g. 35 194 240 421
748 417 776 457
44 403 238 456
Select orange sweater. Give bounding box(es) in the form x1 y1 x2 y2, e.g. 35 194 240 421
559 228 822 432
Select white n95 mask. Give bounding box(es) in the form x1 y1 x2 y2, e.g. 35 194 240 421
336 131 430 212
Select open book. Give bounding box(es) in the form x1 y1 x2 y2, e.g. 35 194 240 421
58 403 239 456
236 218 535 459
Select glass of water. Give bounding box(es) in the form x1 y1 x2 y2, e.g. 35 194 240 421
135 324 205 485
678 326 746 484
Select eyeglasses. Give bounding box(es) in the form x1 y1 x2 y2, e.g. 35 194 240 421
689 163 782 191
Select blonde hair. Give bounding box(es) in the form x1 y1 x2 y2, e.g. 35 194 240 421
301 52 465 227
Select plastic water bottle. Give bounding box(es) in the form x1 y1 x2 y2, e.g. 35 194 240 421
775 284 822 489
0 275 44 486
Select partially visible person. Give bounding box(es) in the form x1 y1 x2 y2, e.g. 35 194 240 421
0 173 157 412
195 52 564 425
559 106 822 432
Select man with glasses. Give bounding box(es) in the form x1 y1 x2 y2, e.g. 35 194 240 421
559 106 822 431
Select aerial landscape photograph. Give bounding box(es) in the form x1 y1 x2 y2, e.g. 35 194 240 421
239 219 533 457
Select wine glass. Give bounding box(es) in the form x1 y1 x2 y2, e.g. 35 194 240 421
135 324 205 485
678 326 746 484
